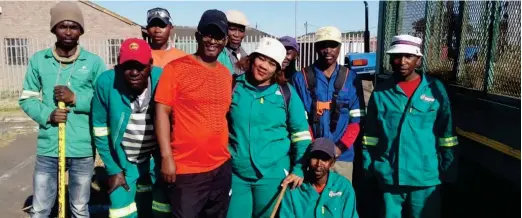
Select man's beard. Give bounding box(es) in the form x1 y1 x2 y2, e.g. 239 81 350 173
228 43 240 50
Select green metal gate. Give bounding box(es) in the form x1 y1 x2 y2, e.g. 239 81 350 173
375 1 521 184
376 1 521 100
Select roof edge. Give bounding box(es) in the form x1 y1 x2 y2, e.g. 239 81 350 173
79 0 139 26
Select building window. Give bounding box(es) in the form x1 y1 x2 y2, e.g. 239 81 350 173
4 38 29 65
107 39 123 66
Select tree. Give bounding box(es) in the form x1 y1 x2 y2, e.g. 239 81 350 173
412 18 426 37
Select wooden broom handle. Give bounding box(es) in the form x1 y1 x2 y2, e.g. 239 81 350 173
270 184 288 218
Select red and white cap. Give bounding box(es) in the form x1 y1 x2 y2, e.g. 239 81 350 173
119 38 152 65
386 34 423 57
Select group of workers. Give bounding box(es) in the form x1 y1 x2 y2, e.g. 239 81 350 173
18 1 459 218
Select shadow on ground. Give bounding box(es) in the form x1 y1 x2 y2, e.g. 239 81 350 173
22 166 110 218
353 155 520 218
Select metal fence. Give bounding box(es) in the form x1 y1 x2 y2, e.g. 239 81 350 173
0 33 374 100
378 1 521 98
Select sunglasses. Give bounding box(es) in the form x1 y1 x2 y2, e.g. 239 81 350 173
147 9 171 20
315 40 340 49
197 32 227 44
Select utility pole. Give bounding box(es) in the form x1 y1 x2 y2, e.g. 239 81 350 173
364 1 370 53
305 21 308 35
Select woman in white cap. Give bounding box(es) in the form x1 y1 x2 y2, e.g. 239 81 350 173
226 37 312 218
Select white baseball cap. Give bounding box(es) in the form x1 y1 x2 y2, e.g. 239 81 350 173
226 10 249 26
315 26 342 44
253 37 287 69
386 34 423 57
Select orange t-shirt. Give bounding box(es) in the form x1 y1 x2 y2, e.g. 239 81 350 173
151 48 187 68
155 55 232 174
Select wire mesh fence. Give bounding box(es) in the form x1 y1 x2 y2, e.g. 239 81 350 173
0 33 375 100
379 1 520 99
490 1 521 97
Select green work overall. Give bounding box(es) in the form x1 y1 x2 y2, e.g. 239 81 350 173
107 155 171 218
19 47 106 158
92 67 171 218
279 171 359 218
362 73 458 218
226 74 312 218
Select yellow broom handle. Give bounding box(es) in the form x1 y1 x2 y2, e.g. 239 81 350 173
58 101 66 218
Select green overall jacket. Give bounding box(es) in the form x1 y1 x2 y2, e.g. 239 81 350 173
19 47 106 157
91 67 163 176
280 171 359 218
228 74 312 179
362 73 458 187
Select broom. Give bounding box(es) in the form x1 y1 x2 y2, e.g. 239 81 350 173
58 101 66 218
269 169 290 218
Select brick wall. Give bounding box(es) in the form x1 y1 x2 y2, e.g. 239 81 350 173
0 0 142 40
0 1 143 97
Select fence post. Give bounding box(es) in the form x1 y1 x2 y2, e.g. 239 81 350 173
456 2 470 85
394 1 402 35
451 1 466 83
484 1 501 93
375 0 387 84
422 1 432 74
380 1 400 75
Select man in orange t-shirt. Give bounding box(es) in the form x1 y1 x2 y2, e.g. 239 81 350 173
146 7 187 67
154 9 232 218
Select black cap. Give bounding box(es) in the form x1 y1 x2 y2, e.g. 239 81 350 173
310 138 336 159
147 7 171 25
197 9 228 35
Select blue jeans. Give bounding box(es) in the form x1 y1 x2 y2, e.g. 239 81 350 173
31 155 94 218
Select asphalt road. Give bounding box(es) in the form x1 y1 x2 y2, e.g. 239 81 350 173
0 128 110 218
0 133 37 218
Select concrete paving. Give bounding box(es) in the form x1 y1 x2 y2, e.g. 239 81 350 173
0 133 37 218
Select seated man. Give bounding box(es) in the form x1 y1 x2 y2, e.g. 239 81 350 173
280 138 359 218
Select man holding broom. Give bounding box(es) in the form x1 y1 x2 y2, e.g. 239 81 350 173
18 1 106 217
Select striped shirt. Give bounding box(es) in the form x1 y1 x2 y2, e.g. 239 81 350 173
122 79 157 164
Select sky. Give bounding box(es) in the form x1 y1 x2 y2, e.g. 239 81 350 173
92 0 380 37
